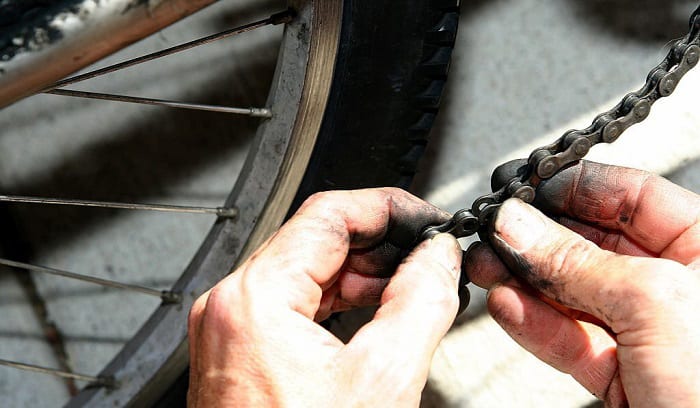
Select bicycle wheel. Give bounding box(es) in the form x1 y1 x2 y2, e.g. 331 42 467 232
0 0 459 406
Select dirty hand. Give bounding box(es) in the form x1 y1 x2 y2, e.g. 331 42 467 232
187 188 464 407
466 160 700 407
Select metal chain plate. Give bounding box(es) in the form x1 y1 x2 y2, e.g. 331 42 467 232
421 4 700 242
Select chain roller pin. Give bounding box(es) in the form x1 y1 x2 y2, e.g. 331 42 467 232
536 156 559 179
570 137 592 157
659 75 677 96
513 186 536 203
602 122 622 143
632 99 651 120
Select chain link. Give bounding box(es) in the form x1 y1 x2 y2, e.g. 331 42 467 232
420 5 700 242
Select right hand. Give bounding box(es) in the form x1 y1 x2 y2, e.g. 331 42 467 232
465 160 700 407
187 188 462 407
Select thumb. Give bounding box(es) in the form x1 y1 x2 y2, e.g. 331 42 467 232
344 233 461 389
487 198 678 331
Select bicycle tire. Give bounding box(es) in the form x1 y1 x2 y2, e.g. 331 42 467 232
294 0 460 204
0 0 459 406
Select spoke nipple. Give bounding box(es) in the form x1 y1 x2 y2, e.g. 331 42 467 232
216 207 239 219
161 290 183 304
250 108 273 118
271 8 296 25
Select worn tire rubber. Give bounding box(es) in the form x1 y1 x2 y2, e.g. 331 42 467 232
291 0 461 210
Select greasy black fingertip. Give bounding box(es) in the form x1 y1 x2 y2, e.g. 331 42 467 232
532 162 583 214
461 241 482 272
388 208 450 250
491 158 529 192
465 241 481 255
350 241 406 278
487 230 555 293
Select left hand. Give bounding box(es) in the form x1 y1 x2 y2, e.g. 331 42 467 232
187 188 464 407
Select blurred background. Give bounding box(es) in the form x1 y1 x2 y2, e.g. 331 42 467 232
2 0 699 406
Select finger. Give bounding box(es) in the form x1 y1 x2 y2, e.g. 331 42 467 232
240 188 449 319
315 273 392 321
339 243 469 315
534 160 700 263
491 158 529 192
464 241 514 289
489 198 685 331
463 239 607 327
319 241 417 314
342 241 405 278
487 284 626 406
316 269 479 321
491 159 700 264
312 243 404 319
345 234 461 390
556 216 654 257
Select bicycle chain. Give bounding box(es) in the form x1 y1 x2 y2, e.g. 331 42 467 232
420 5 700 242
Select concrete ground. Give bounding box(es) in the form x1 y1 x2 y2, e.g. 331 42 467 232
2 0 700 406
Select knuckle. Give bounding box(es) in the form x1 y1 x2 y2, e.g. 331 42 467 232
300 190 344 214
297 191 348 227
300 188 409 216
199 283 243 332
547 236 599 280
203 285 228 315
377 186 408 198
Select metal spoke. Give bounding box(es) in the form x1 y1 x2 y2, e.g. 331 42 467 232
0 194 237 218
0 259 181 303
45 89 272 117
42 9 294 91
0 359 116 387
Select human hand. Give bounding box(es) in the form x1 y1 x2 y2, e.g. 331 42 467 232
187 188 464 407
465 160 700 407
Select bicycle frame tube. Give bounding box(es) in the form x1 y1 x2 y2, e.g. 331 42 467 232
0 0 217 107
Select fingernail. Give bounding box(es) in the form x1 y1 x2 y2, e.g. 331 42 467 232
494 199 547 252
429 233 462 281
